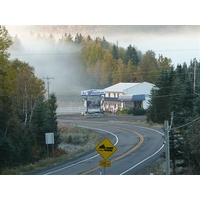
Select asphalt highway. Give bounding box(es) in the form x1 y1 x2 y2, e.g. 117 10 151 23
35 114 165 175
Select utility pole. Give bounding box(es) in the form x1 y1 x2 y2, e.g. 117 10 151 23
169 111 174 130
164 112 174 175
43 76 54 99
164 120 170 175
194 58 196 94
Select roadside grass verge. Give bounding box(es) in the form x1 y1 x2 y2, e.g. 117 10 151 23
0 124 102 175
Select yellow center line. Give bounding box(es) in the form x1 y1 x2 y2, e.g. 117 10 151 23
81 126 144 175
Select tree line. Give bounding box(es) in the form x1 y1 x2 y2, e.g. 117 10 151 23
10 31 173 89
0 26 59 171
147 60 200 174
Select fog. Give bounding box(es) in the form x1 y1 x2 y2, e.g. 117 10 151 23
6 25 200 100
97 25 200 66
8 32 88 102
7 25 200 67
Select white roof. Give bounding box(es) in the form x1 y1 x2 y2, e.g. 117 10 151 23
104 82 140 92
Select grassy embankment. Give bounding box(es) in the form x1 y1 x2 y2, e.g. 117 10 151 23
1 124 102 175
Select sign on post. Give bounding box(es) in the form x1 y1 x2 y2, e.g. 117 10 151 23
45 133 54 158
45 132 54 144
95 137 117 160
99 160 111 167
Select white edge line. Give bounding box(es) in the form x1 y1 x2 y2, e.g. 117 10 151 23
120 127 165 175
44 126 118 175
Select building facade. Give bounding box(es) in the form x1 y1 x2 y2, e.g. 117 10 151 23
103 82 155 113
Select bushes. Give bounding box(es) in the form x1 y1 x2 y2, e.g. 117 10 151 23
120 109 129 114
129 107 146 115
0 136 16 169
118 107 146 115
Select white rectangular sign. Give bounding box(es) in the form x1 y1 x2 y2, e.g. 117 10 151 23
45 132 54 144
81 89 105 96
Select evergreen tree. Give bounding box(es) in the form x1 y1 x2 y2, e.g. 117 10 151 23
67 33 73 42
31 95 47 148
31 93 59 153
75 33 83 44
111 45 119 60
45 93 59 148
124 45 139 65
86 35 92 42
101 36 110 49
169 129 185 174
9 34 23 52
0 136 16 169
147 68 174 123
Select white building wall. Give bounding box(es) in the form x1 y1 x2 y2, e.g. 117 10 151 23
104 82 154 111
143 94 151 109
124 82 154 109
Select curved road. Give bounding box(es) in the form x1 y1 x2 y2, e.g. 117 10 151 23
35 115 165 175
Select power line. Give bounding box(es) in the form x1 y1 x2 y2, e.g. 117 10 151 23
171 116 200 130
194 58 197 93
150 93 182 98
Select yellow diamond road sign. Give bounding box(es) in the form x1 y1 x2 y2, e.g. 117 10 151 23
95 137 117 160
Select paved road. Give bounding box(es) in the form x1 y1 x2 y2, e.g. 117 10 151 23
34 114 165 175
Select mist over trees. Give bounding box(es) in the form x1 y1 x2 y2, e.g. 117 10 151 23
8 28 175 92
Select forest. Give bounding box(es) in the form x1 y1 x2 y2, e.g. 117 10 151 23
9 28 174 89
1 25 200 174
0 26 59 171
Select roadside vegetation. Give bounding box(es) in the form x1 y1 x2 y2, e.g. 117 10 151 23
0 124 102 175
146 61 200 175
117 107 146 116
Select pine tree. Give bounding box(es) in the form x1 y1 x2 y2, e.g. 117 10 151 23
45 93 59 148
31 95 47 149
112 45 119 60
146 68 174 123
124 45 139 66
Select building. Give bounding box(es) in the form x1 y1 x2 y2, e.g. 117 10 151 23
103 81 155 112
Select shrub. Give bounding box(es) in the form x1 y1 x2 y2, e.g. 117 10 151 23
128 107 146 115
120 109 129 114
